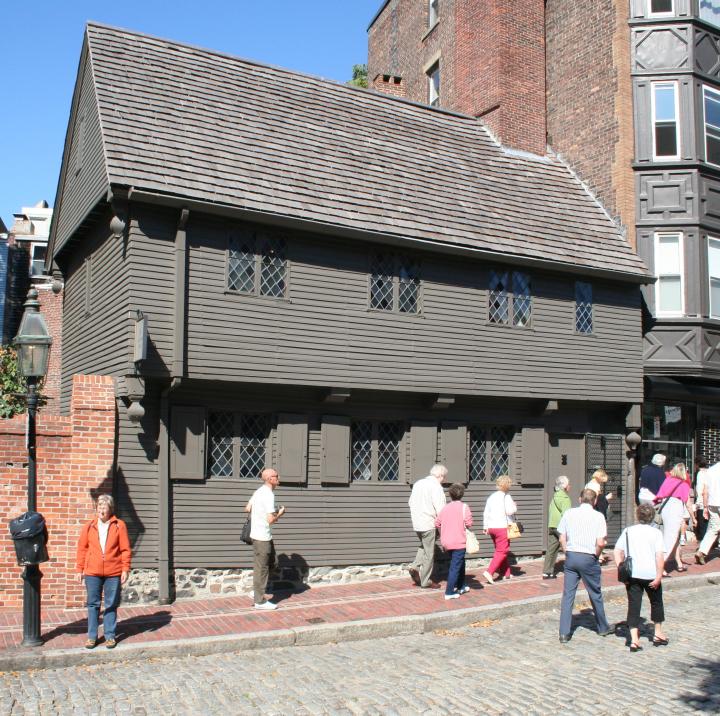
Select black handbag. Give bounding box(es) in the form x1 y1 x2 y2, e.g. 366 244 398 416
241 515 252 545
617 526 633 585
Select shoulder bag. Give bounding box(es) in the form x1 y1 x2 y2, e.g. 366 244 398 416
241 514 253 545
654 479 682 527
463 504 480 554
505 494 524 540
617 527 633 584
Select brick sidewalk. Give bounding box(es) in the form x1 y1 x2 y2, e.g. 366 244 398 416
1 545 718 652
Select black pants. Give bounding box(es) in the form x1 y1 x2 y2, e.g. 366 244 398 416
696 507 708 542
625 578 664 629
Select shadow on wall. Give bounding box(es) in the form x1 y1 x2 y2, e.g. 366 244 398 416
114 467 145 551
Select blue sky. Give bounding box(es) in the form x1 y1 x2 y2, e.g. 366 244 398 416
0 0 380 228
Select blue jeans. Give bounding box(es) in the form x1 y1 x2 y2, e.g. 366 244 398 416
559 552 609 636
445 548 466 596
85 575 121 641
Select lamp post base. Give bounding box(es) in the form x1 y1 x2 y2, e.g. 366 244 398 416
21 565 43 647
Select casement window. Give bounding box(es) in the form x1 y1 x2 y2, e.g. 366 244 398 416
31 244 47 277
648 0 673 15
654 232 684 316
427 62 440 107
370 253 420 313
651 82 679 160
704 86 720 167
207 412 269 479
351 421 402 482
575 281 594 335
488 270 532 327
227 233 287 298
709 237 720 317
469 426 513 482
700 1 720 27
428 0 439 27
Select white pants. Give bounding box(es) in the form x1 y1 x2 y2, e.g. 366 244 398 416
699 508 720 555
659 497 684 558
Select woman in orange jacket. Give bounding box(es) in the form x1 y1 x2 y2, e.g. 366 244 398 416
76 494 131 649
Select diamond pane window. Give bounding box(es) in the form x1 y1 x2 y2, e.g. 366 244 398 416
260 238 286 297
208 412 234 478
377 422 401 481
489 271 509 324
398 259 420 313
469 427 488 481
351 422 373 481
228 239 255 293
371 254 394 310
512 272 531 327
238 415 268 479
575 281 593 334
490 427 512 478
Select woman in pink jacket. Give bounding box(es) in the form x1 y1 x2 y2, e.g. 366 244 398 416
435 483 473 600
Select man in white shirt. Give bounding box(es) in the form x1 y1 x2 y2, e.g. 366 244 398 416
696 460 720 564
557 488 614 642
408 464 447 588
245 468 285 610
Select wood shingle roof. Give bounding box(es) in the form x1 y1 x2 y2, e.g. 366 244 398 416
76 23 648 278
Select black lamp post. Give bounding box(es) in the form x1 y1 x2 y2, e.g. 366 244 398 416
13 287 52 647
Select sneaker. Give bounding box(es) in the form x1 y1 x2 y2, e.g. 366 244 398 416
444 593 460 600
483 571 495 585
457 585 470 595
695 551 706 565
105 639 117 649
542 573 556 580
84 638 97 650
254 601 278 610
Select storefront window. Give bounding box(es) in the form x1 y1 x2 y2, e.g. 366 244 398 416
642 402 695 442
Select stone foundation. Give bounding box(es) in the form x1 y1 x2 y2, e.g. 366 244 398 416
121 555 539 605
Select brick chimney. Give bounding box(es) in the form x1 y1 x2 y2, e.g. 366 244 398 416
372 73 405 98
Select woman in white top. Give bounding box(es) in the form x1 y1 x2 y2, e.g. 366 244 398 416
482 475 517 585
694 457 709 542
613 503 668 652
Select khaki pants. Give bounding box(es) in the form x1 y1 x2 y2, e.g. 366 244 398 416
543 528 561 575
412 530 437 587
252 538 276 604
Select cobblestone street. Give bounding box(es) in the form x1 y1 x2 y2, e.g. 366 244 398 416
1 584 718 715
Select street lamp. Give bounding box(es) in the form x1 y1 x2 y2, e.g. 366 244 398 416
13 287 52 647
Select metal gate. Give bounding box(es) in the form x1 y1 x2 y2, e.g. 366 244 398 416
586 434 625 544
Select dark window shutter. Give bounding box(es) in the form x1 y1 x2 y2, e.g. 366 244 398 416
441 421 468 484
170 406 206 480
521 427 546 486
277 414 308 485
409 421 438 484
320 415 351 484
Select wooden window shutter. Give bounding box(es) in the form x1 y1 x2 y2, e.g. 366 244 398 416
441 421 468 484
320 415 351 485
170 406 206 480
520 427 546 486
277 414 308 485
409 421 438 484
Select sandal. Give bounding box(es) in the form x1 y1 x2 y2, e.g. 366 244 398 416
629 643 643 652
676 566 687 572
653 637 669 647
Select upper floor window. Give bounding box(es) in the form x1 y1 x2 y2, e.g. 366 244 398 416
227 233 287 298
575 282 594 334
208 412 269 479
648 0 673 15
652 82 679 160
700 1 720 27
704 86 720 167
427 62 440 107
709 237 720 317
469 426 513 482
370 253 420 313
351 421 402 482
488 270 532 327
654 232 684 316
428 0 439 27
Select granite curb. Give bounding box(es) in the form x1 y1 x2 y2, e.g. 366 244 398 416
1 572 718 673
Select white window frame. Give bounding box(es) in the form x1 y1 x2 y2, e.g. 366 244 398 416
654 232 685 317
428 0 439 27
647 0 674 17
708 236 720 318
703 85 720 168
428 62 440 107
651 81 680 161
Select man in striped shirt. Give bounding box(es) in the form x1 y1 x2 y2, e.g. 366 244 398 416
557 488 614 643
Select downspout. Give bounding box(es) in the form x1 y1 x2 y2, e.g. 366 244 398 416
158 208 189 603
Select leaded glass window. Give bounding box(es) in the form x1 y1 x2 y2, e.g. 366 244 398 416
351 421 373 481
260 238 287 297
377 422 401 481
226 232 287 298
469 427 488 481
351 421 403 482
208 412 234 478
490 427 512 478
228 239 255 293
489 270 531 327
207 411 269 479
370 254 394 310
238 415 268 478
370 253 421 314
512 272 531 327
398 259 420 313
469 426 513 481
489 271 509 324
575 281 593 334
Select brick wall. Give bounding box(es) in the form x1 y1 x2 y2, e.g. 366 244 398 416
36 282 63 416
0 375 116 609
545 0 636 242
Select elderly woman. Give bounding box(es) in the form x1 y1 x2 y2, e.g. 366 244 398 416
543 475 571 579
482 475 517 584
76 495 131 649
435 483 473 600
613 504 668 652
654 463 694 575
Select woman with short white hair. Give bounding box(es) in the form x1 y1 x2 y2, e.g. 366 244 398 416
543 475 571 579
482 475 517 584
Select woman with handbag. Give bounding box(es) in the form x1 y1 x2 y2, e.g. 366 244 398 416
613 504 668 652
654 463 694 574
435 483 474 600
482 475 517 585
